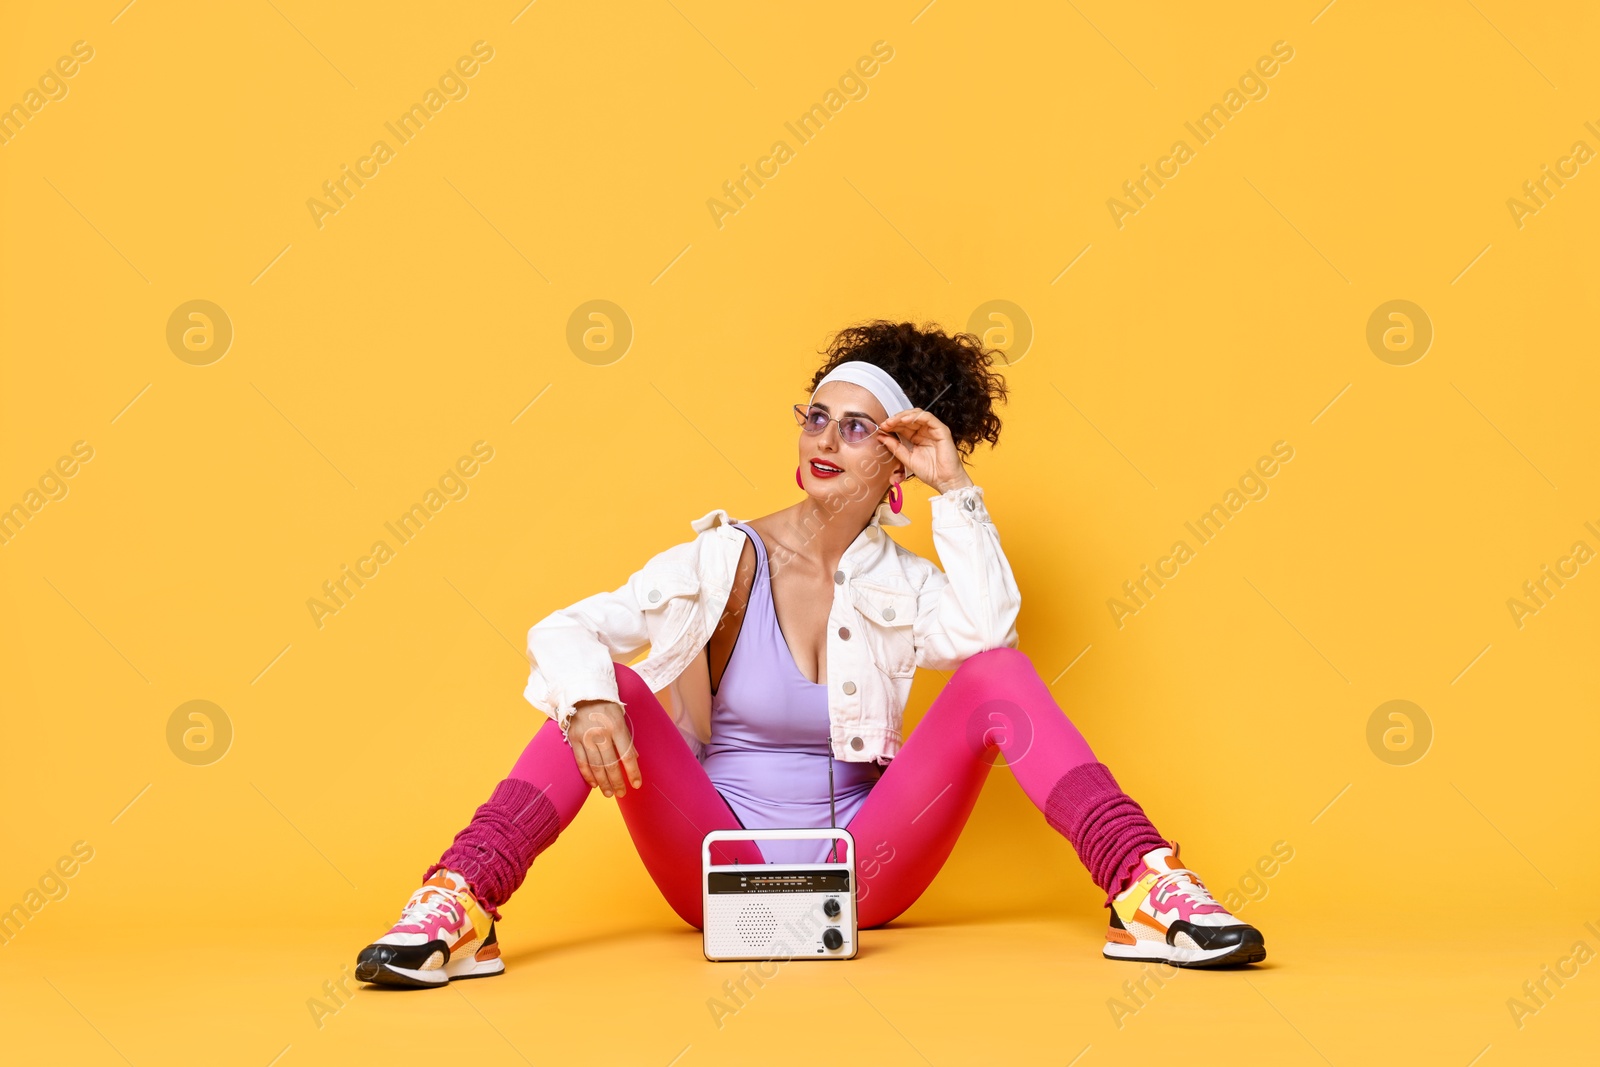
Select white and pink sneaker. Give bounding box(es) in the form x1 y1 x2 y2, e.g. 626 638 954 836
355 870 504 988
1103 844 1265 967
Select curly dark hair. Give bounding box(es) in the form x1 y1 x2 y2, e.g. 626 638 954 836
808 320 1009 460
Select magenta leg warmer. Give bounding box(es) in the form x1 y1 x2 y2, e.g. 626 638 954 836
425 777 561 921
1044 762 1169 905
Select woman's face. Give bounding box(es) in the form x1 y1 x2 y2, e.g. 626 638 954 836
798 381 903 505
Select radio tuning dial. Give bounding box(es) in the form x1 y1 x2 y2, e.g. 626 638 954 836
822 928 844 950
823 898 841 918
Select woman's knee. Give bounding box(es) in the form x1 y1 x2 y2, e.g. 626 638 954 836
611 661 665 713
950 645 1034 686
613 660 643 694
941 647 1050 759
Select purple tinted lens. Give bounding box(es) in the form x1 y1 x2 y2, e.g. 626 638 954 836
797 406 875 442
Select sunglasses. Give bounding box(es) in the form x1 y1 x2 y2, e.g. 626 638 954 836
793 403 885 446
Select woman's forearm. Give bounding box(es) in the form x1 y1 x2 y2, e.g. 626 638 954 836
914 483 1022 669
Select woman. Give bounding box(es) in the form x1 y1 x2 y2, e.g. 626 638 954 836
354 321 1266 987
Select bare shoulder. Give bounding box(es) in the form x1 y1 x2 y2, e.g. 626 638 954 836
743 513 787 542
743 515 795 572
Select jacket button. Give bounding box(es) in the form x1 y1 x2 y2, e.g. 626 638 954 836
834 570 845 584
838 627 851 640
964 497 976 511
882 606 896 621
648 589 661 602
842 681 856 695
850 736 864 751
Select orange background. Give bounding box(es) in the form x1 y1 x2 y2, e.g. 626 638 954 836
2 1 1597 1063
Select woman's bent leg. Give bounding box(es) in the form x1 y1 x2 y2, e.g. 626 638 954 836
428 662 760 927
609 662 762 927
848 647 1166 928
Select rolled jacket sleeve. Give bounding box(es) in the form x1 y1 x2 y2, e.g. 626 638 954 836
912 483 1022 671
523 537 702 739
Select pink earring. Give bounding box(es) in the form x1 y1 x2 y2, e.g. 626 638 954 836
889 481 903 513
796 465 805 489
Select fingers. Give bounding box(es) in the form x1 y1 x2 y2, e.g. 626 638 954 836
580 728 618 797
569 702 636 799
876 419 923 447
872 431 918 484
567 727 597 789
579 731 605 794
605 708 644 792
873 426 905 452
619 744 643 792
594 727 631 798
880 408 948 440
596 736 625 797
573 752 596 790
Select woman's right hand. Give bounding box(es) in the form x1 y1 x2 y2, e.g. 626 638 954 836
566 699 643 799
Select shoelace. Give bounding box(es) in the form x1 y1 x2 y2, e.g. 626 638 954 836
397 885 463 927
1150 866 1220 910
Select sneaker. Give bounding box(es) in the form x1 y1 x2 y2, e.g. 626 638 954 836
1102 844 1265 968
355 870 504 988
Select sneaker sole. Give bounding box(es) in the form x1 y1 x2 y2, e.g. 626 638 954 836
356 954 506 988
1103 937 1266 968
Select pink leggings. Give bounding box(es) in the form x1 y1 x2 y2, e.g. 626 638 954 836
430 647 1168 929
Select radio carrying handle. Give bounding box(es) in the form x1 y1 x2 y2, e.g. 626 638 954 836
702 827 855 869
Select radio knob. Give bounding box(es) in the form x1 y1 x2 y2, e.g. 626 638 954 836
822 928 843 950
823 898 841 918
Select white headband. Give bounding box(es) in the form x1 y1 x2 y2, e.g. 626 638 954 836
809 360 914 418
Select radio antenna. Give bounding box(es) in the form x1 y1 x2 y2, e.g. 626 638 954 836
826 735 838 863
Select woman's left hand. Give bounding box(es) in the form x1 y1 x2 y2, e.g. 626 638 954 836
875 408 974 494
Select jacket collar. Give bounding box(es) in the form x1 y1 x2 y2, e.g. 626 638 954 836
690 508 735 533
873 501 913 527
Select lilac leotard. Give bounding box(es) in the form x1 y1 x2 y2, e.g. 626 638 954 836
698 522 883 864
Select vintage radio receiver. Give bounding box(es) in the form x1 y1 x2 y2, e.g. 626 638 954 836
701 828 858 962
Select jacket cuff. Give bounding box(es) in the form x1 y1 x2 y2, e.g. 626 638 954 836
929 483 990 526
529 671 622 739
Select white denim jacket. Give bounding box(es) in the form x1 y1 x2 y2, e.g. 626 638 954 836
523 484 1021 764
